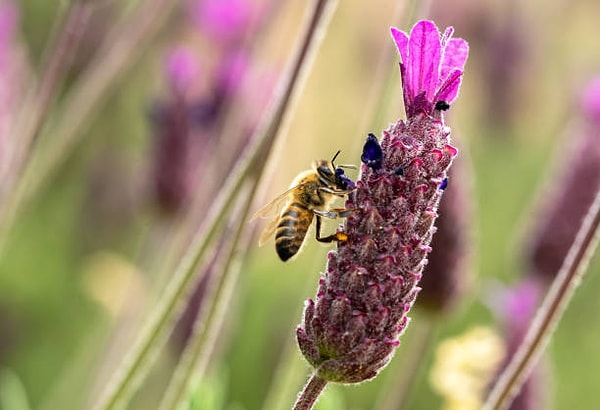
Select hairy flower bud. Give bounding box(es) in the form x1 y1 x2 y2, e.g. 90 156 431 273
297 20 468 383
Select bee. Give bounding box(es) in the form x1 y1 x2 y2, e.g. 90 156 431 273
252 151 356 261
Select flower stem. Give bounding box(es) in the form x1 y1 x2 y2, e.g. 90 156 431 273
92 0 338 408
157 183 253 410
6 1 92 189
483 189 600 410
293 374 328 410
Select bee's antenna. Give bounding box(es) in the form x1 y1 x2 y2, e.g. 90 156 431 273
331 150 341 168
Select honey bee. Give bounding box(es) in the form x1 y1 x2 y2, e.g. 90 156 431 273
252 151 356 261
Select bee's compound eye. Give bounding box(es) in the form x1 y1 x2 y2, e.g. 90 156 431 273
317 165 334 178
335 168 345 176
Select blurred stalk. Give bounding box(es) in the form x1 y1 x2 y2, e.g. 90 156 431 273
158 182 254 410
0 368 31 410
93 0 339 408
261 251 333 410
262 330 306 410
0 0 178 253
483 189 600 410
4 0 92 193
375 319 436 410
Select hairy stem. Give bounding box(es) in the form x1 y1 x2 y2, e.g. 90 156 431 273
483 189 600 410
293 374 328 410
93 0 338 408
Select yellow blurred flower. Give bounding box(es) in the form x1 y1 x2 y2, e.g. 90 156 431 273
429 326 506 410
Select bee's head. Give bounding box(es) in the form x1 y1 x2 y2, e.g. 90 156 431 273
314 150 356 190
315 159 337 186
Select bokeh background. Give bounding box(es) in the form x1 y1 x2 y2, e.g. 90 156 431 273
2 0 600 409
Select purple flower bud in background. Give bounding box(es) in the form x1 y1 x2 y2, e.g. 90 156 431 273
165 47 201 96
417 155 472 314
189 0 256 46
297 20 468 383
528 77 600 283
151 49 202 213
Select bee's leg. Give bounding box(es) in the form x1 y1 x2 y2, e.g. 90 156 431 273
315 215 348 243
318 187 354 197
313 208 354 219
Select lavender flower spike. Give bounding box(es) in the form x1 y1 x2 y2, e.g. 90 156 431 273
297 20 468 384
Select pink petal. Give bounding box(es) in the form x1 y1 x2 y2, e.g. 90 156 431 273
440 38 469 83
390 27 409 65
408 20 441 101
434 69 463 104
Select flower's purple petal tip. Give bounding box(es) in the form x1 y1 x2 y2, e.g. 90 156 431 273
390 27 409 63
361 133 383 170
411 20 438 36
581 76 600 123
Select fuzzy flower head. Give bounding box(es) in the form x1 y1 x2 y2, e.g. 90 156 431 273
297 20 468 383
391 21 468 118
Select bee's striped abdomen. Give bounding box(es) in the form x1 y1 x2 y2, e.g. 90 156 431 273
275 202 313 261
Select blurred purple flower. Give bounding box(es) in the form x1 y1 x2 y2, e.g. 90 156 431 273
391 21 468 118
215 51 249 96
189 0 255 45
529 76 600 282
417 156 472 314
164 47 201 95
297 20 468 383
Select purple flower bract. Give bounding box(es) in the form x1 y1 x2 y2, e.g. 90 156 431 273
391 20 468 118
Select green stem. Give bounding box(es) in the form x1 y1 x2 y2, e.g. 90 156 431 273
483 189 600 410
6 1 92 190
157 183 253 410
293 374 328 410
93 0 338 408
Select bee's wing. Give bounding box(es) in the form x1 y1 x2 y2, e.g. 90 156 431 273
257 216 280 247
250 185 299 221
251 184 304 247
